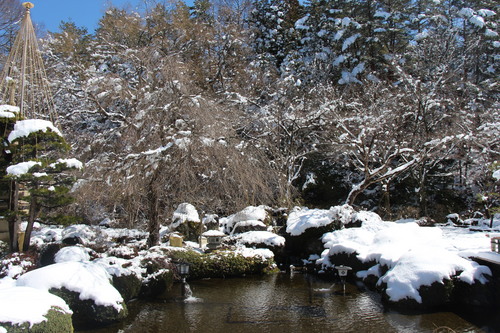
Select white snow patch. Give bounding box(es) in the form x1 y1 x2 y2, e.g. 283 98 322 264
236 231 285 247
55 246 91 263
50 158 83 170
6 161 41 176
172 203 200 228
286 205 355 236
8 119 62 142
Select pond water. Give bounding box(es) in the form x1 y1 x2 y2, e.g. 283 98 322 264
78 273 498 333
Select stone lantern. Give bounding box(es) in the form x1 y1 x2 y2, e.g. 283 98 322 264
201 230 225 250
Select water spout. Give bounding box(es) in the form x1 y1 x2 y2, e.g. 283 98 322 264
183 280 193 298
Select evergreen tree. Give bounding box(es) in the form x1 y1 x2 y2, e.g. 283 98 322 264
2 113 82 251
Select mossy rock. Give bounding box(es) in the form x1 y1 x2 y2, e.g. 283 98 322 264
112 273 142 302
173 221 204 242
140 269 174 298
381 280 454 311
328 251 376 274
0 307 73 333
284 223 340 259
49 287 127 328
39 243 64 267
451 277 495 308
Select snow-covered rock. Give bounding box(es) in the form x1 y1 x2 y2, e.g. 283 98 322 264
16 261 127 327
319 216 493 310
220 206 270 234
0 284 73 332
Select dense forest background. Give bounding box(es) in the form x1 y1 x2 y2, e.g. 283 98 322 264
1 0 498 227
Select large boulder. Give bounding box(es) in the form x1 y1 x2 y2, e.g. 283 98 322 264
220 206 271 235
16 261 127 328
139 247 175 298
171 203 203 242
284 206 351 260
0 285 73 332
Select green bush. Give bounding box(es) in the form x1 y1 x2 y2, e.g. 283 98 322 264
169 249 274 280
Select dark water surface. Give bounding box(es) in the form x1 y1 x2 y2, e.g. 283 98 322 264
78 273 497 333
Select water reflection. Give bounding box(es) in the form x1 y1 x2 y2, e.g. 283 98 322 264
77 273 489 333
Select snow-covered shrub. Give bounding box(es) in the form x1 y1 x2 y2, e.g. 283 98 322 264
0 252 38 279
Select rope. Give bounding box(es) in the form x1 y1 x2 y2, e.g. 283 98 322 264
0 3 58 126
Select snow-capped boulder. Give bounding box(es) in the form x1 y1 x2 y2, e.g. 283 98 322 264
95 257 143 302
0 284 73 332
16 261 128 328
138 247 175 298
284 206 352 260
221 206 271 235
171 203 203 241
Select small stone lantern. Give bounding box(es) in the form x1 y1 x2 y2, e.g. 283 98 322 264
202 230 225 250
335 265 352 295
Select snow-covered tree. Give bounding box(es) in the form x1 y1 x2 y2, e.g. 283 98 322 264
1 111 82 251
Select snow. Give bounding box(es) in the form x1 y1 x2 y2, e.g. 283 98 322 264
7 119 62 142
6 161 42 176
236 231 285 247
493 169 500 181
0 104 19 113
55 246 91 263
286 206 354 236
221 206 269 233
202 230 226 237
477 9 496 17
50 158 84 170
320 216 492 303
469 15 485 28
0 105 19 118
235 247 274 260
172 203 200 228
16 261 124 311
342 33 360 51
0 286 72 328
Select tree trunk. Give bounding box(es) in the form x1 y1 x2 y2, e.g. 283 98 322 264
146 170 161 248
8 180 20 252
23 195 39 251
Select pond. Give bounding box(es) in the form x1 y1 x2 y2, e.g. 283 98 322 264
78 273 498 333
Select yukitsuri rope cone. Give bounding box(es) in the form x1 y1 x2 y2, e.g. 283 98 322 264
0 2 57 124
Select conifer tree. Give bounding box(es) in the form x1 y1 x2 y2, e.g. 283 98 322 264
2 113 82 251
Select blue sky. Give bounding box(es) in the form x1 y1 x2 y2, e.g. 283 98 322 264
29 0 143 33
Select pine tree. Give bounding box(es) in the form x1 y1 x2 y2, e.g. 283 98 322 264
3 114 82 251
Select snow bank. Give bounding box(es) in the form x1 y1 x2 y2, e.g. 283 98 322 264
7 119 62 142
237 231 285 247
0 285 71 327
16 261 124 311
